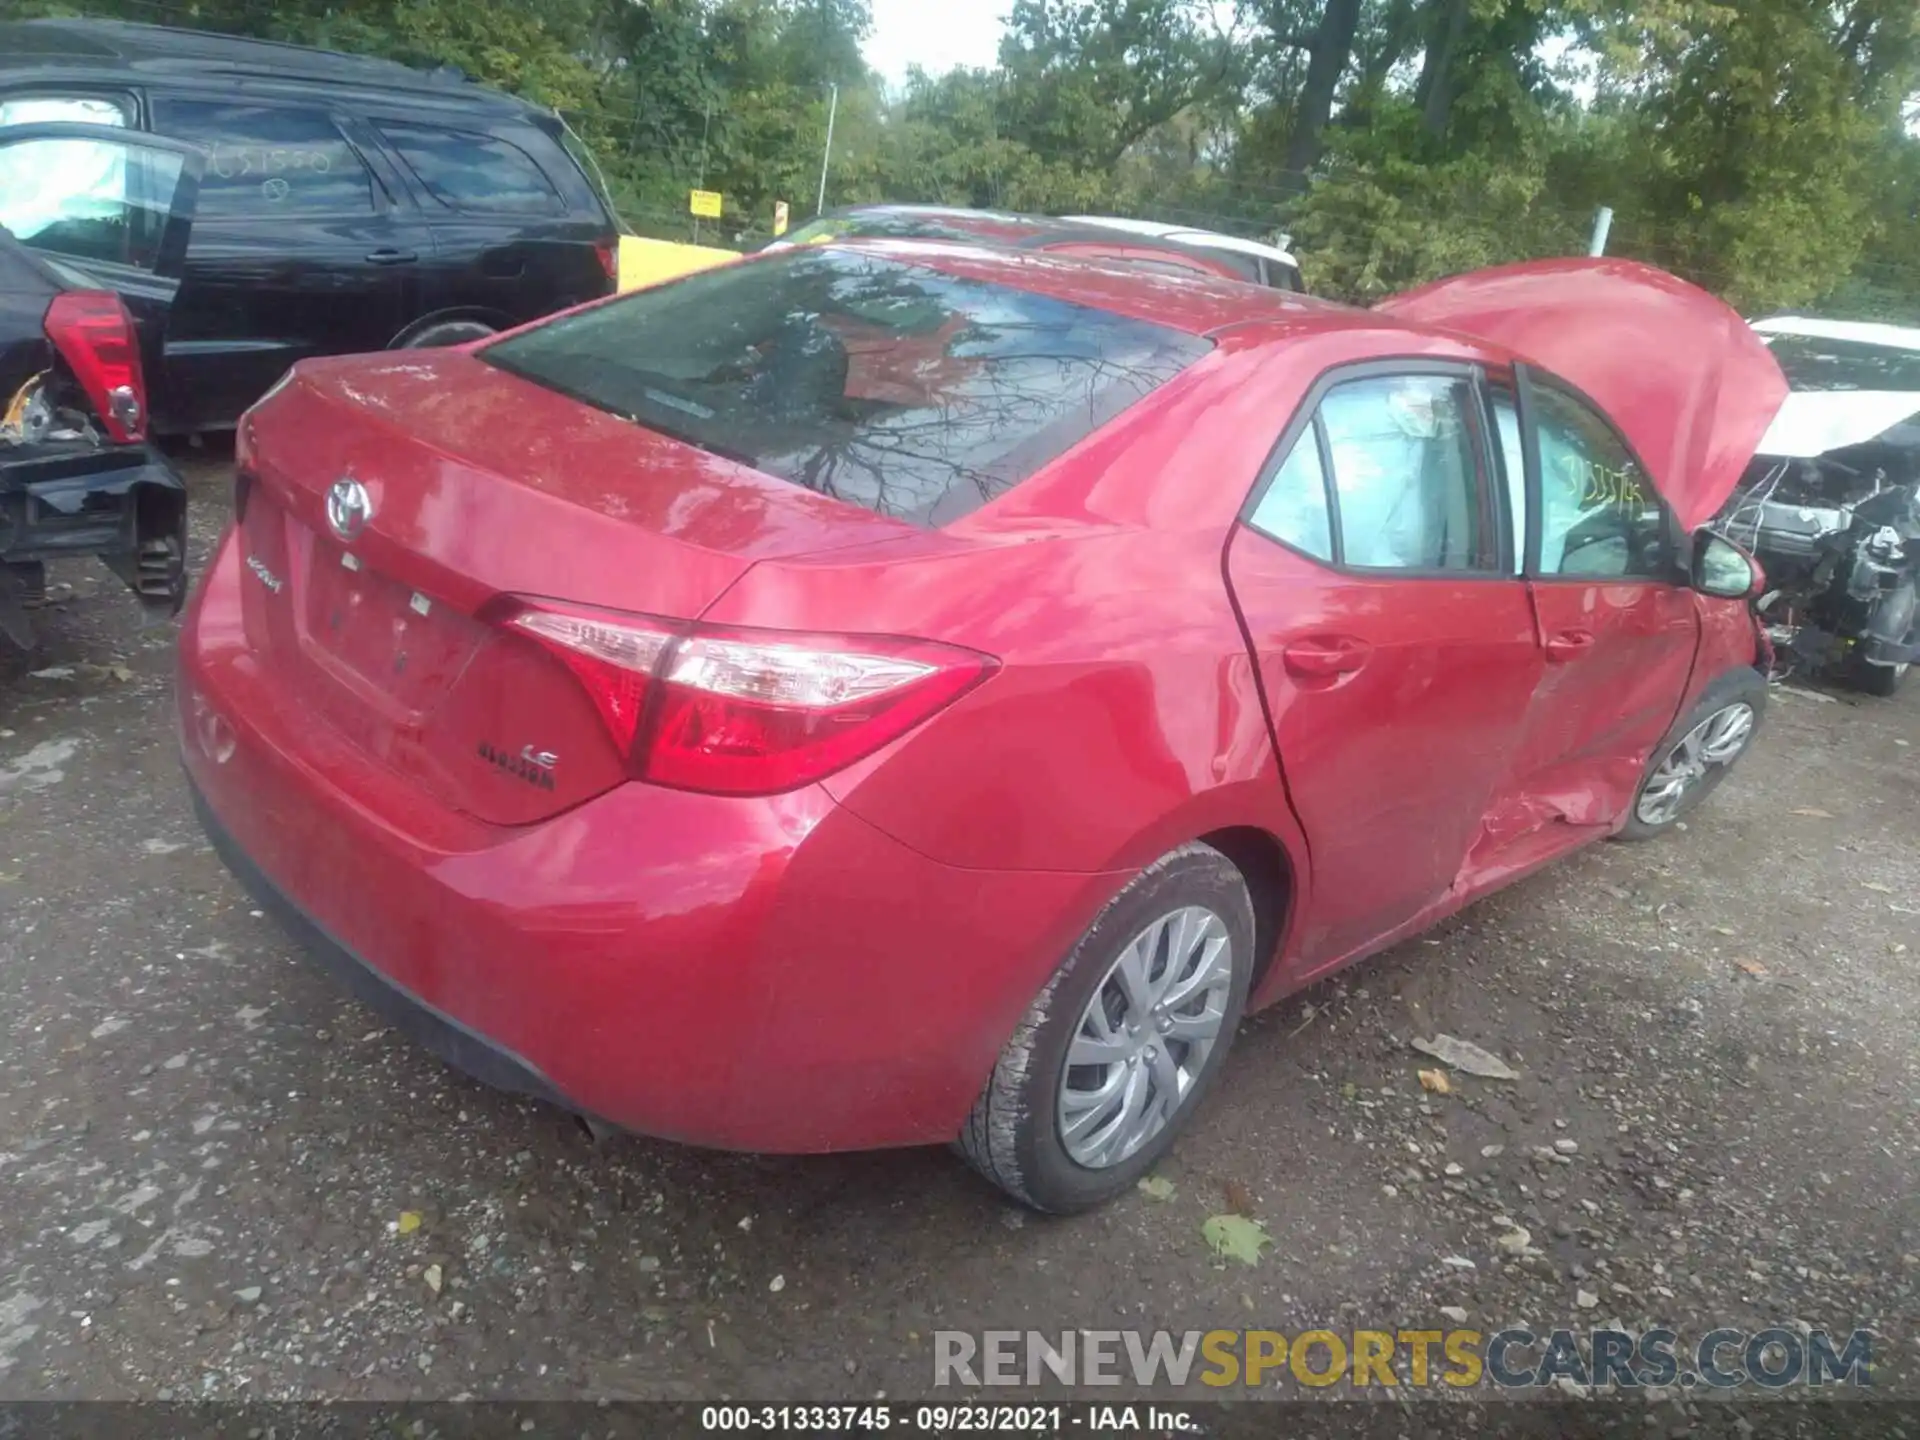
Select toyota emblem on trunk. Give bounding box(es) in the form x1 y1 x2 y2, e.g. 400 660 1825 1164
327 478 373 542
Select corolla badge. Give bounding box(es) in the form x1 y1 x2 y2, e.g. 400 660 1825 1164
327 477 373 542
245 555 284 593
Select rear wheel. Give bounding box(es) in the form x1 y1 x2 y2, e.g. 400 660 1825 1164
1616 669 1768 842
956 842 1254 1213
399 320 496 349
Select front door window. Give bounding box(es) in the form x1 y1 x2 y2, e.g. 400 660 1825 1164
1530 382 1667 578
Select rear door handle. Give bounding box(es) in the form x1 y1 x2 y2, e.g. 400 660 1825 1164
365 248 418 265
1545 629 1597 663
1282 637 1372 678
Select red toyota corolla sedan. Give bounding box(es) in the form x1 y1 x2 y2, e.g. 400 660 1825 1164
178 243 1788 1212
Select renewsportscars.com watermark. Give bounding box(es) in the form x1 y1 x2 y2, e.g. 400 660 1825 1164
933 1327 1873 1391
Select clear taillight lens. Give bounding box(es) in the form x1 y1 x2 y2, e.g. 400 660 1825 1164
497 600 994 796
507 605 676 754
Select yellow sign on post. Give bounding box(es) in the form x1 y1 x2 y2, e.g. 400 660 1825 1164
689 189 724 220
773 200 790 237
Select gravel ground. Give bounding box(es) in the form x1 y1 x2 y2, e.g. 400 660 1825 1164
1 455 1916 1411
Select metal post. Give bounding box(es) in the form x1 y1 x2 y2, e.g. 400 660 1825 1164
694 100 713 244
1588 206 1615 257
817 83 839 216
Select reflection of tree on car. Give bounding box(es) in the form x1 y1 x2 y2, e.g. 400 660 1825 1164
492 249 1200 526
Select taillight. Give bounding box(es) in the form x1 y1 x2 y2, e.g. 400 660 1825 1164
44 291 146 444
594 239 619 285
498 599 994 797
508 605 674 753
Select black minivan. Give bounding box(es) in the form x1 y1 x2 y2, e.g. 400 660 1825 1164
0 18 620 434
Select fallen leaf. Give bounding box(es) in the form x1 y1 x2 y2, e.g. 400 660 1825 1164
1222 1179 1254 1215
27 666 75 681
1417 1068 1452 1095
1410 1034 1519 1081
1862 882 1894 894
1202 1214 1271 1267
1136 1176 1176 1202
1789 807 1835 819
423 1263 443 1295
396 1211 422 1236
1734 958 1769 977
107 665 134 684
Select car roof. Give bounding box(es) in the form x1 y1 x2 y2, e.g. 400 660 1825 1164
0 19 541 118
1062 215 1300 268
831 237 1389 342
1752 315 1920 354
811 206 1069 240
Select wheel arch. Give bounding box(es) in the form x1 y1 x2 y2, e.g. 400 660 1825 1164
1198 824 1296 999
1086 779 1311 1006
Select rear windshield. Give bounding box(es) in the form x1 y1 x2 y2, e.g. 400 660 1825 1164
1763 333 1920 392
482 249 1209 525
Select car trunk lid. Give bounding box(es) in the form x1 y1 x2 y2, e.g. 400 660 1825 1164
235 348 919 824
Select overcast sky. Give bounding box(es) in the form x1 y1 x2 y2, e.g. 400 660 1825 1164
864 0 1008 85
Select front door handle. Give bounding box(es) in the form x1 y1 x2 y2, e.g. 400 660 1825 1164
1282 637 1372 678
1545 629 1597 663
365 247 418 265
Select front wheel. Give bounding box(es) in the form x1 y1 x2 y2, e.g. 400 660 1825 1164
1615 669 1768 842
956 842 1254 1213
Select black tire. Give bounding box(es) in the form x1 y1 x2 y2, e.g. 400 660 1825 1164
1614 668 1769 842
956 842 1254 1213
399 320 497 349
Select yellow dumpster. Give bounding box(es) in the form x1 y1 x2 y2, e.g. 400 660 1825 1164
617 235 739 292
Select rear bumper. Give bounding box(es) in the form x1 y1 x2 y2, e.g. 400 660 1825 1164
178 533 1114 1152
0 444 187 607
190 780 578 1114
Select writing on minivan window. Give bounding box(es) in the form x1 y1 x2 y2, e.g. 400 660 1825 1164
206 145 335 181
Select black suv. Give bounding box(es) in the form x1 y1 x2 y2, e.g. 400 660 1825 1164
0 19 620 435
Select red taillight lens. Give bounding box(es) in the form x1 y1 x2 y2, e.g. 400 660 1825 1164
646 627 992 795
499 600 994 796
594 240 619 284
44 291 146 444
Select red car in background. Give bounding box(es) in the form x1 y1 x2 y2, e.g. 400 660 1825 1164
768 204 1306 291
178 245 1787 1212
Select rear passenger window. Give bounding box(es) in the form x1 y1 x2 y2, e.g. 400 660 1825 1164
151 99 374 216
1249 374 1495 572
0 95 129 127
1248 431 1333 561
378 123 560 214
